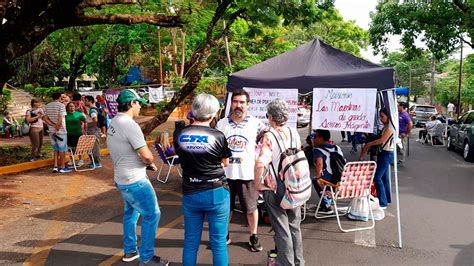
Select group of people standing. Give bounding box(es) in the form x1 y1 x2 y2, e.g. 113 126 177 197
21 92 107 172
107 89 415 266
108 89 307 266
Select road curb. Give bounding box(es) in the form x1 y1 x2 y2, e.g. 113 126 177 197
0 140 155 175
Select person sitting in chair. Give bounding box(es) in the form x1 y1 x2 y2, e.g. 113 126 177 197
312 129 346 214
416 116 441 143
155 131 176 157
3 111 20 138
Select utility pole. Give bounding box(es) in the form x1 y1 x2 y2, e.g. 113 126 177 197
457 37 463 118
430 56 435 105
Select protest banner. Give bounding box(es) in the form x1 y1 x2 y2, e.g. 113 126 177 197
225 88 299 128
103 89 121 118
312 88 377 133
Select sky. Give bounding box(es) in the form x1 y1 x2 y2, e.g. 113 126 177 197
334 0 473 64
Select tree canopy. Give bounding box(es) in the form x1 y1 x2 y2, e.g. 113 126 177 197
1 0 373 134
369 0 473 59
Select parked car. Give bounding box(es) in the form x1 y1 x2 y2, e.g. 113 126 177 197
447 110 474 162
409 104 437 127
297 106 310 127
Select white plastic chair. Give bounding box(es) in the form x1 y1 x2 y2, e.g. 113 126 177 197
315 161 377 233
68 135 97 172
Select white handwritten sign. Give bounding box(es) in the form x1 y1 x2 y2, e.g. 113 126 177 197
225 88 299 128
311 88 377 133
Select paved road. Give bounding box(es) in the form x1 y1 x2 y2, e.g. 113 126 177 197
2 128 473 265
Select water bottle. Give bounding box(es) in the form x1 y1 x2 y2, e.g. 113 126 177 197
267 251 277 266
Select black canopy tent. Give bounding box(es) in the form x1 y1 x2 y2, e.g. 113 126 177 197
227 39 394 93
225 39 403 248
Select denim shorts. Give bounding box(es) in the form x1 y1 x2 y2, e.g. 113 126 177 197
50 133 68 152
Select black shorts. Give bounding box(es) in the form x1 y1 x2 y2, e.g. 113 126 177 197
228 179 258 214
67 135 81 148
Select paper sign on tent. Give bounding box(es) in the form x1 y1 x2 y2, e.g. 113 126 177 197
312 88 377 133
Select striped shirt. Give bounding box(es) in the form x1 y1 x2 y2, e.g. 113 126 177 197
44 101 67 134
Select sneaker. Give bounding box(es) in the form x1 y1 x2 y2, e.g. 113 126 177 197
30 158 37 162
317 205 334 215
226 233 231 245
76 159 84 167
59 167 72 173
52 167 59 173
122 251 139 262
380 206 387 210
249 234 263 252
138 256 169 266
88 163 102 168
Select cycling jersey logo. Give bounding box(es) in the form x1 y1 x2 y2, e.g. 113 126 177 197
179 135 209 143
227 135 248 152
179 134 209 151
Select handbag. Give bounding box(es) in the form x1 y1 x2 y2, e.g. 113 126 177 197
347 196 369 221
21 122 30 136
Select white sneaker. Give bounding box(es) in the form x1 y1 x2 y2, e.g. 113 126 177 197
67 161 74 166
76 159 84 167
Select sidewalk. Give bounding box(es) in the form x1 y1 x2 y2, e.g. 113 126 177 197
0 116 183 175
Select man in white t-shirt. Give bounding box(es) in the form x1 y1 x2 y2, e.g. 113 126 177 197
216 89 266 252
447 102 455 117
107 89 168 266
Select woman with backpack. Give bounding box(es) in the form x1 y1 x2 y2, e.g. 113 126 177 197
254 98 308 266
359 109 394 210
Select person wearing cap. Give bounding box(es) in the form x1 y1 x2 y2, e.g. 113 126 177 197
106 89 169 266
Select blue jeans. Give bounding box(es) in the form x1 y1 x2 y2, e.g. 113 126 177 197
182 187 230 266
374 151 394 207
312 173 335 207
115 178 161 262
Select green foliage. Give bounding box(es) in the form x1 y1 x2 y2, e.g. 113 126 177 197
369 1 473 59
0 89 12 111
381 51 432 98
32 87 65 98
23 84 35 94
436 55 474 108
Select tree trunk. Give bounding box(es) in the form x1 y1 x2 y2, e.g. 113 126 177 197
141 43 212 135
67 50 86 92
180 30 186 78
171 28 178 75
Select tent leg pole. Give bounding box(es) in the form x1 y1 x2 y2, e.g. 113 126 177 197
393 147 402 248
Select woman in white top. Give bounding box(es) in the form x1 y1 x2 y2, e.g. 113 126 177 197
25 99 45 161
359 109 394 209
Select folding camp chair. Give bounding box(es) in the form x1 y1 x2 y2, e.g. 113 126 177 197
315 161 377 233
68 135 97 172
153 143 182 183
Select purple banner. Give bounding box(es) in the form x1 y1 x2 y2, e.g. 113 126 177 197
104 89 122 118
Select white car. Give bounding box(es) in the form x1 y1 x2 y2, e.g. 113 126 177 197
297 106 310 127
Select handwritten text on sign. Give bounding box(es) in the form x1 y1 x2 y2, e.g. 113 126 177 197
311 88 377 133
225 88 298 128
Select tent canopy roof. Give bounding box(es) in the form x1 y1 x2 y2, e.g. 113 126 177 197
227 39 394 93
